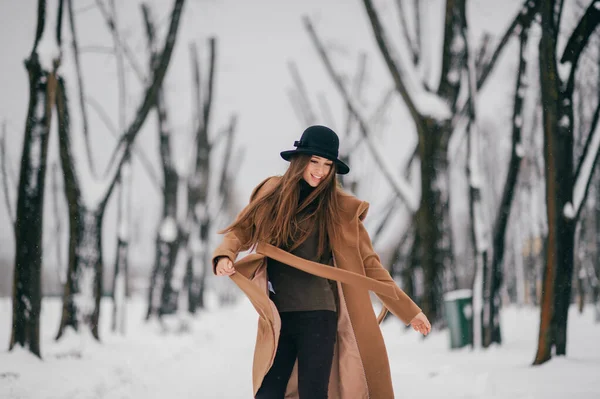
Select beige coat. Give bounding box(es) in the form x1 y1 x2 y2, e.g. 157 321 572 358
212 176 421 398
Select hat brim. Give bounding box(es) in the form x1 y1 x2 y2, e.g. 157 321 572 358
280 148 349 175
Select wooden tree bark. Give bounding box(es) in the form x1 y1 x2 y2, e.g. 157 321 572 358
10 0 64 357
55 0 185 340
534 0 600 364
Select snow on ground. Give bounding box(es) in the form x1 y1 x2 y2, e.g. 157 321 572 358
1 296 599 399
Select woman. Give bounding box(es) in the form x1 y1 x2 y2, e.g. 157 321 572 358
213 125 431 399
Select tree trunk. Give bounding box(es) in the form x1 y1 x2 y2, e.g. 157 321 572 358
10 0 63 357
10 47 55 359
143 3 181 319
55 205 104 340
111 161 130 334
417 118 452 325
484 20 532 347
534 0 574 364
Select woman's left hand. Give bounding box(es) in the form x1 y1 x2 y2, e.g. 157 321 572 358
409 312 431 336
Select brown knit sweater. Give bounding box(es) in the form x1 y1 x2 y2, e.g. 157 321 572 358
266 179 337 312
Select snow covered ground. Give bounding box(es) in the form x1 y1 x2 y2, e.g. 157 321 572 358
1 296 599 399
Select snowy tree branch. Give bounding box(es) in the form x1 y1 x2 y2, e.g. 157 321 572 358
567 100 600 221
477 0 538 89
395 0 419 64
453 0 538 130
67 0 97 177
0 121 16 231
359 1 428 131
100 0 185 208
305 15 418 211
560 0 600 93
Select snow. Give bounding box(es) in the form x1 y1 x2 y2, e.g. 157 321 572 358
35 0 61 71
158 216 178 242
595 1 600 10
563 202 575 219
1 297 599 398
444 289 473 301
413 90 453 120
571 118 600 217
515 142 525 157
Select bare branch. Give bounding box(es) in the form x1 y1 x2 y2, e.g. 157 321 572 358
475 33 493 77
0 121 16 231
109 0 127 132
288 60 317 125
100 0 185 208
67 0 97 177
95 0 146 82
570 99 600 221
190 42 201 133
477 0 538 89
202 37 216 140
287 88 309 126
218 114 238 197
51 162 65 284
414 0 422 56
86 97 162 191
75 3 97 15
395 0 419 64
305 15 418 211
79 45 115 54
453 0 539 130
358 2 426 133
343 53 368 139
561 0 600 94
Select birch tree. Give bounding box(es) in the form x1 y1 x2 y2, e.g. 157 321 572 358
361 0 539 324
9 0 64 357
535 0 600 364
54 0 185 340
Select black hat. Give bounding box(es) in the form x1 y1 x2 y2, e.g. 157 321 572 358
280 125 350 175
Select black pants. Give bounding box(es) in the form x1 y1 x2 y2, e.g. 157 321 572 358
255 310 337 399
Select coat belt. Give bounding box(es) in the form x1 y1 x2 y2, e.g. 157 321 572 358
256 242 399 300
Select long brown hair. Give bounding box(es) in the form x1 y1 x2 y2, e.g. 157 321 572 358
220 154 341 259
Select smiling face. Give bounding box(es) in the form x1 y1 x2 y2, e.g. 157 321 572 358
302 155 334 187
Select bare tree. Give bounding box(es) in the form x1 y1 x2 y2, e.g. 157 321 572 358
185 37 217 313
482 7 534 347
106 0 131 334
534 0 600 364
144 3 182 321
360 0 539 324
10 0 65 357
54 0 185 340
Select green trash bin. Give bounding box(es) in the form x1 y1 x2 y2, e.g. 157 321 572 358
443 289 473 349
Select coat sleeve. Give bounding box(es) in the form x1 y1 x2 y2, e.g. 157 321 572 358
357 201 422 325
211 176 276 274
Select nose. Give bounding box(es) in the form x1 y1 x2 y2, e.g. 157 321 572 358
316 164 327 176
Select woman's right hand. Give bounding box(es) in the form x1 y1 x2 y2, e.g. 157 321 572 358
215 257 235 276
